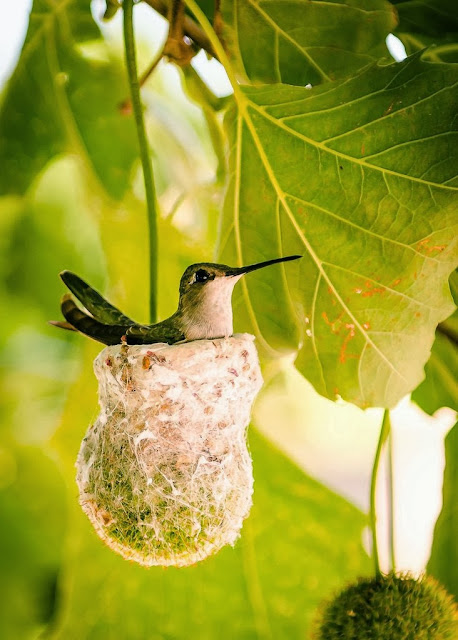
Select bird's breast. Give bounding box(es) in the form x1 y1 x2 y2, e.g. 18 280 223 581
179 281 235 341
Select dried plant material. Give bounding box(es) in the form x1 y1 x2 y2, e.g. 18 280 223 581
76 334 263 567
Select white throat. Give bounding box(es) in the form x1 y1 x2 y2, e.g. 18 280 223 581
180 276 242 341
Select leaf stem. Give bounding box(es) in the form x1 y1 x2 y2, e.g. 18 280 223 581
144 0 217 58
370 409 391 577
183 0 240 96
387 427 396 572
123 0 158 323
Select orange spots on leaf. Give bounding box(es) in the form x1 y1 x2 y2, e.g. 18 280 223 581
326 287 338 306
322 312 361 364
354 281 386 297
361 143 365 156
417 238 447 255
415 312 421 318
362 322 371 330
339 323 359 364
322 310 344 334
391 278 402 287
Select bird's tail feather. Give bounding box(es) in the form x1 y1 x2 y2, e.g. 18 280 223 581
60 294 126 345
60 271 134 325
49 320 76 331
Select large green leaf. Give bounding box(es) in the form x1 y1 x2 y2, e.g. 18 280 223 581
219 54 458 408
0 0 137 199
392 1 458 62
393 0 458 37
428 422 458 600
0 446 66 640
221 0 397 86
51 359 369 639
412 271 458 414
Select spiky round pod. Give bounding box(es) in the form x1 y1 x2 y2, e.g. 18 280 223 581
315 573 458 640
76 334 263 567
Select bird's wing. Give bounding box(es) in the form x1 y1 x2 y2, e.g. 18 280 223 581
125 317 185 345
60 271 135 325
59 294 128 345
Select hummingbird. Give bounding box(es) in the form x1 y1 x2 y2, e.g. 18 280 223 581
50 255 301 346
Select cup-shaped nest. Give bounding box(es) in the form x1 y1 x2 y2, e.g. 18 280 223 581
76 334 263 567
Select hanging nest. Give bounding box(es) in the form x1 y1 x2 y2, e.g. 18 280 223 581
76 334 263 567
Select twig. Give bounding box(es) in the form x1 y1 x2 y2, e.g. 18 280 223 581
369 410 391 577
387 427 396 572
123 0 159 323
143 0 218 59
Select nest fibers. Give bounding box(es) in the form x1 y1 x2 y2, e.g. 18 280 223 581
76 334 263 567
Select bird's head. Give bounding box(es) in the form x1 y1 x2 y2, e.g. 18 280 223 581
177 255 301 340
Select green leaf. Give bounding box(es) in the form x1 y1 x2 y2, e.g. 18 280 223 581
427 422 458 600
51 395 369 639
221 0 397 86
0 0 137 200
0 446 66 639
412 271 457 414
393 0 458 38
411 324 458 413
392 0 458 62
219 54 458 408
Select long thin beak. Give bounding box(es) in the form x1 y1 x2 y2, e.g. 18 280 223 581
225 255 302 277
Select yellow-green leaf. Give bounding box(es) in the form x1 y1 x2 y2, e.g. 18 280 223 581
219 54 458 408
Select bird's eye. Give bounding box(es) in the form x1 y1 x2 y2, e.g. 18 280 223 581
195 269 210 283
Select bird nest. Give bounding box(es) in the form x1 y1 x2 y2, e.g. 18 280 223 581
76 334 263 567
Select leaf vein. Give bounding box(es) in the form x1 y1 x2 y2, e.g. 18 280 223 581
287 193 442 263
321 82 458 145
249 103 458 191
248 0 331 81
240 106 409 383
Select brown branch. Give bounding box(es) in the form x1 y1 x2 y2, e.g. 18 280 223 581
143 0 218 59
162 0 195 67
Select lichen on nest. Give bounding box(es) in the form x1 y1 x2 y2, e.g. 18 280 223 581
76 334 263 567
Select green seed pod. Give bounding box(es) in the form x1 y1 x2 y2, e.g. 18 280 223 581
76 335 263 567
315 573 458 640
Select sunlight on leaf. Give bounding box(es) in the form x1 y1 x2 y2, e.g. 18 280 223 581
219 55 458 408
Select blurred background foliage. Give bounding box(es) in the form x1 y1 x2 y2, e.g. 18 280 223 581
0 1 456 638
